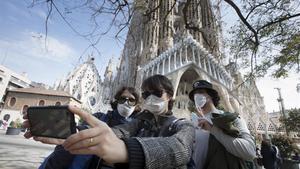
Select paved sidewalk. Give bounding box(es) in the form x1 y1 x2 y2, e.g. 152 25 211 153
0 129 55 169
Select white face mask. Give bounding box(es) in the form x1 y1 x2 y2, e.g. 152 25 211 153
143 95 168 115
194 93 207 110
117 102 135 118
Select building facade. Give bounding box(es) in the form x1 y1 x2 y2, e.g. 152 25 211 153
55 0 282 135
0 65 32 109
110 0 269 135
0 88 81 125
54 57 110 113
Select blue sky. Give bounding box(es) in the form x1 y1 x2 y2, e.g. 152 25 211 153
0 1 299 112
0 0 123 85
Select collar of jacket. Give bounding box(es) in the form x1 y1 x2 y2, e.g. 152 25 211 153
108 109 132 125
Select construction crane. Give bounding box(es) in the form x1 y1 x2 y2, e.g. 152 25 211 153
274 87 289 136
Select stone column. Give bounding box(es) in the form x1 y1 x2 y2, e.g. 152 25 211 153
185 45 188 63
168 54 171 72
174 52 177 69
151 66 155 75
192 46 196 62
179 48 183 66
203 58 207 73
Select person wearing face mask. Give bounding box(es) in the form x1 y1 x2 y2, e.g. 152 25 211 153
24 75 195 169
109 74 195 168
37 86 140 169
189 80 256 169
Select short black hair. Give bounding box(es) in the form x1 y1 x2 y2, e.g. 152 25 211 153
110 86 140 110
141 74 174 110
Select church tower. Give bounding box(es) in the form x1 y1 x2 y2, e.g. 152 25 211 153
116 0 221 89
158 0 174 53
108 0 269 135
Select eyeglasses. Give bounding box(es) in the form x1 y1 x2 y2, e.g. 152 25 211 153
142 90 164 99
117 97 137 106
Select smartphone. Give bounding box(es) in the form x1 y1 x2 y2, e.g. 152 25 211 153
27 105 76 139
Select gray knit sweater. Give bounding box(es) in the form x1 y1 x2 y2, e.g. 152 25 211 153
112 111 195 169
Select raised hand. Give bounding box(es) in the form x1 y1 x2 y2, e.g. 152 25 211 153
62 105 128 164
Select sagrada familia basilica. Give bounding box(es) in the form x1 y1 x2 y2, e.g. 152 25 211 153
55 0 282 136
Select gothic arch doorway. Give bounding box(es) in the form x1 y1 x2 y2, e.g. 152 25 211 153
173 68 201 118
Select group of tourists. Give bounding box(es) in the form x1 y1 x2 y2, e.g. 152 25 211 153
22 74 263 169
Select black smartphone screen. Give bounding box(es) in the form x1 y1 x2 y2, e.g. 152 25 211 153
27 105 76 139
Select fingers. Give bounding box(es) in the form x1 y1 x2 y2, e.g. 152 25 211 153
23 120 31 139
22 120 30 129
34 137 65 145
66 135 101 151
24 131 32 139
198 119 212 131
196 107 204 117
198 120 203 128
23 113 28 120
69 145 98 155
68 105 101 128
63 127 102 149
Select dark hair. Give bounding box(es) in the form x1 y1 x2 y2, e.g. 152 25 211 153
206 89 220 107
141 74 174 110
110 86 140 110
261 140 272 149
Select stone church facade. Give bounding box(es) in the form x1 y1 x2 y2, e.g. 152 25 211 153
56 0 273 136
112 0 269 135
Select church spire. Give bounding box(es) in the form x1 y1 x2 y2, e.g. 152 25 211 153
104 58 113 81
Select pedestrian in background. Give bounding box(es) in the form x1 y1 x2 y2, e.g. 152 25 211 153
255 146 264 169
260 137 277 169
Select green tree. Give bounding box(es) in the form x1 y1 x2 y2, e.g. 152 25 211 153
224 0 300 78
280 108 300 132
272 135 299 158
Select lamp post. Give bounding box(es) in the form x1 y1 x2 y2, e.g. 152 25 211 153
274 87 289 136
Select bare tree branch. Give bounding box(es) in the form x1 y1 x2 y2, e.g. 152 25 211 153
258 13 300 31
45 0 53 49
224 0 259 47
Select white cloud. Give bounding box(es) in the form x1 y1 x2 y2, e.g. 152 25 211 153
0 32 76 62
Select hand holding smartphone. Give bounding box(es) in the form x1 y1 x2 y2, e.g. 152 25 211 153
27 105 76 139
